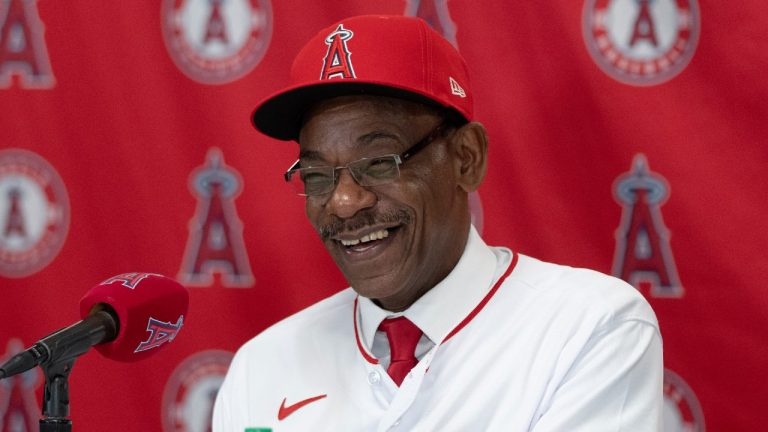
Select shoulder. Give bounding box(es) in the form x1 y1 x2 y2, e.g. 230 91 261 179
501 253 658 330
235 288 356 360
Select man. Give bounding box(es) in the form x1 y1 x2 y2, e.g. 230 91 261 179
213 15 662 431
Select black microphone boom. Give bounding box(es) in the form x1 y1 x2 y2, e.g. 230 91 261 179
0 307 118 380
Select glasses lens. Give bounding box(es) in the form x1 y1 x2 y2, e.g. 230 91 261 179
287 167 334 196
351 156 400 186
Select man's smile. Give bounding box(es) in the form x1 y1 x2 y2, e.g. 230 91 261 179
330 224 404 261
337 227 389 246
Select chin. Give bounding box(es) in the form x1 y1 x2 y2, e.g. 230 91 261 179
345 273 401 300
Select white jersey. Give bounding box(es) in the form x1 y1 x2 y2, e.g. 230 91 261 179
213 227 662 431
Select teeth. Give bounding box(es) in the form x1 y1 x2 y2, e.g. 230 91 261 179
340 229 389 246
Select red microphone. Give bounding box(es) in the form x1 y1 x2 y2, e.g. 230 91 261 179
0 272 189 379
80 272 188 362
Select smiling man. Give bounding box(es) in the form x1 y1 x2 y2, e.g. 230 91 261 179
213 15 663 432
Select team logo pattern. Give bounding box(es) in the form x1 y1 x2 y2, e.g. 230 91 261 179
663 368 705 431
0 149 69 278
320 24 355 80
612 154 683 297
583 0 700 86
0 339 41 430
162 350 234 432
162 0 273 85
405 0 458 48
0 0 55 88
178 148 254 287
135 316 184 353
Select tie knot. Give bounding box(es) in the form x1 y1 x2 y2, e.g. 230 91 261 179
378 317 422 362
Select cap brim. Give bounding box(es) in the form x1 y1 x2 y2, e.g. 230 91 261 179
252 81 454 141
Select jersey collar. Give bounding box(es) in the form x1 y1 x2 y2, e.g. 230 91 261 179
357 225 500 353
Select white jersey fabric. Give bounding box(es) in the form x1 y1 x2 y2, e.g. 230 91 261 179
213 226 663 431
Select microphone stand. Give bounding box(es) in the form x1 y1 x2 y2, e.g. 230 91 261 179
39 358 76 432
34 309 117 432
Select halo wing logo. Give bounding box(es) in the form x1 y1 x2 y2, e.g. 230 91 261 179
162 350 234 432
162 0 273 85
178 148 254 288
583 0 700 86
320 24 355 80
0 149 69 278
612 154 682 297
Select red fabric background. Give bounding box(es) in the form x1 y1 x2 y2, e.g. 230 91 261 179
1 1 766 431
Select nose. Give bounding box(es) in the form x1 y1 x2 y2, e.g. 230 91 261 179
325 169 377 219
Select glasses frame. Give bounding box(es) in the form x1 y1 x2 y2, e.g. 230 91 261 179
284 121 448 197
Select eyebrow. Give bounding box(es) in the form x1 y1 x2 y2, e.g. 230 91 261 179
298 131 403 161
298 149 324 161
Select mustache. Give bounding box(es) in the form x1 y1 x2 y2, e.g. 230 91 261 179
318 208 413 241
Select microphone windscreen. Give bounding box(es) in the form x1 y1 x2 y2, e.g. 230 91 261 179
79 273 189 362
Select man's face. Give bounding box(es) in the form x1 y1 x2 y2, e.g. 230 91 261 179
298 95 470 311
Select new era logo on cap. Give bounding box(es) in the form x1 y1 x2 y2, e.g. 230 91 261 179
449 77 466 98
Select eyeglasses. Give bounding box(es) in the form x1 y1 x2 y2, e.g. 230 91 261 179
284 121 448 197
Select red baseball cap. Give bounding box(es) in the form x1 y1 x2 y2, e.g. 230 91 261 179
252 15 473 141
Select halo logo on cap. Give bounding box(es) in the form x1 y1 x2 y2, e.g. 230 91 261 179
320 24 356 80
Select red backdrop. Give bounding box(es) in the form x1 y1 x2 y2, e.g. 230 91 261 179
1 1 766 431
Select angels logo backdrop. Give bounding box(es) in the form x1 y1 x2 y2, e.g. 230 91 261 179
1 1 766 431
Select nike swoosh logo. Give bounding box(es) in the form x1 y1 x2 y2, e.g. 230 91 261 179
277 394 327 421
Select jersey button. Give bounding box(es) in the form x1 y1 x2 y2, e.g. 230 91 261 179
368 371 381 385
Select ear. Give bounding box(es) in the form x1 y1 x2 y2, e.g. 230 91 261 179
450 121 488 193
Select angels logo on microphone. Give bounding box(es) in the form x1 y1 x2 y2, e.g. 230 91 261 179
0 149 70 278
0 0 56 88
582 0 700 86
101 272 160 289
161 0 273 85
162 350 234 432
178 148 254 288
0 339 40 431
612 154 683 297
135 316 184 353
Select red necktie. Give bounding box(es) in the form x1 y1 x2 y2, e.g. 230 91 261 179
378 317 423 386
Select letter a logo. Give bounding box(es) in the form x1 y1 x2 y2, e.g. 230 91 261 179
178 148 254 288
320 24 355 80
612 154 683 298
0 0 55 88
134 316 184 353
101 272 159 289
629 0 658 48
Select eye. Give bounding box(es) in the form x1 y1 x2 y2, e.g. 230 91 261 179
362 156 397 178
300 168 332 185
